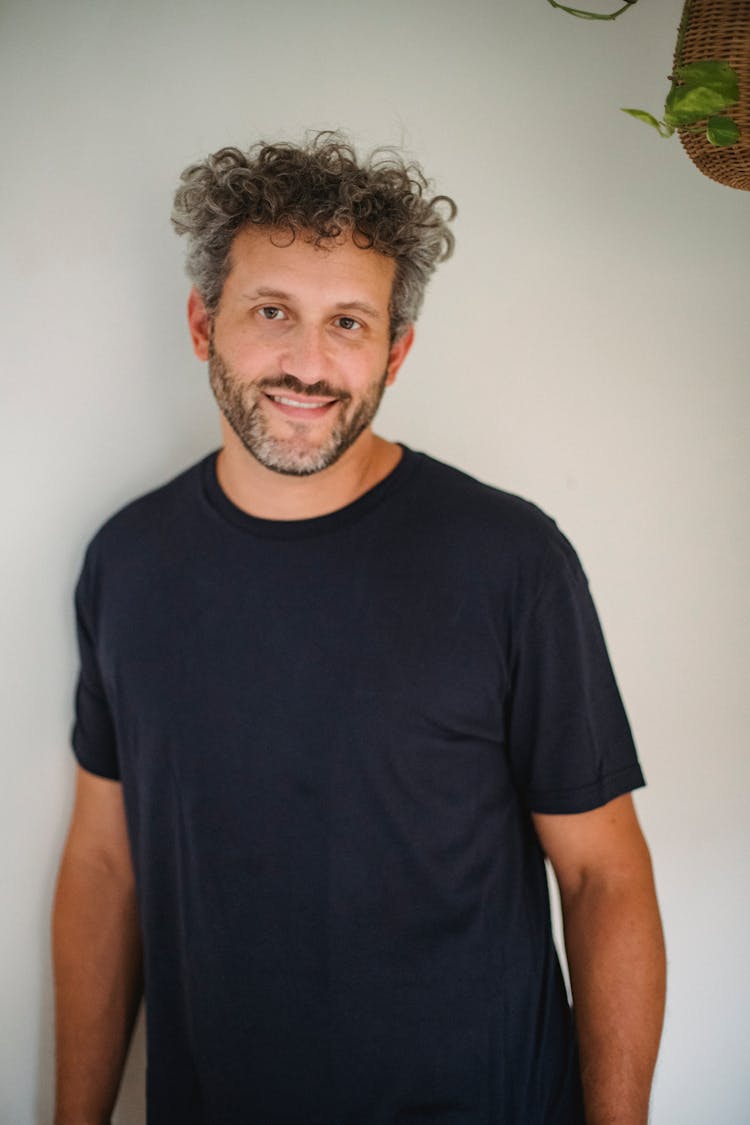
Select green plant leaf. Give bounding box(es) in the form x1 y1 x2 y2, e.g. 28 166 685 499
665 83 735 126
706 115 741 146
674 61 739 103
621 108 674 137
664 61 740 127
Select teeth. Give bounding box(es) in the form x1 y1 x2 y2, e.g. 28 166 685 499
271 395 331 410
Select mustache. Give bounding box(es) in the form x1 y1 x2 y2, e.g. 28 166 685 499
257 373 351 402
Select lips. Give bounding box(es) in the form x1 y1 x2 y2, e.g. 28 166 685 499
264 392 339 419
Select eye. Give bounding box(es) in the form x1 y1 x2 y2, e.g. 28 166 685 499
335 315 361 331
259 306 285 321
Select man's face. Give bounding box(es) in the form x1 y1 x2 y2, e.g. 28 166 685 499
189 226 411 476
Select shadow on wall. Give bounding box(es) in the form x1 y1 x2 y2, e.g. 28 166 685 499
113 1008 147 1124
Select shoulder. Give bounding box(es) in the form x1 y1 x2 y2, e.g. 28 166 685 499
407 450 583 589
79 452 214 582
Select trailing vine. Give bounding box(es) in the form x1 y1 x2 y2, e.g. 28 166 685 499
547 0 741 146
546 0 639 21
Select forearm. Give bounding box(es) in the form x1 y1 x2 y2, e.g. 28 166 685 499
52 848 144 1125
561 866 666 1125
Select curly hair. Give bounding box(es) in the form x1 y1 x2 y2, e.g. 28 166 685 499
171 132 457 341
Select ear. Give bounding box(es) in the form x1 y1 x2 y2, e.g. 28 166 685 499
187 287 212 361
385 324 415 387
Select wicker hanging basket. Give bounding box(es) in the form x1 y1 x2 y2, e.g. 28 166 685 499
674 0 750 190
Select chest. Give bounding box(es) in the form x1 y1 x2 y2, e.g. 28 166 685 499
98 540 512 753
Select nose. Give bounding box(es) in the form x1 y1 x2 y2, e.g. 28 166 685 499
281 323 330 386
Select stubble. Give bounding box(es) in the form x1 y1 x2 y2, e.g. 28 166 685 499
208 340 389 477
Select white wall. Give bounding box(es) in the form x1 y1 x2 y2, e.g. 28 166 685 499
2 0 748 1121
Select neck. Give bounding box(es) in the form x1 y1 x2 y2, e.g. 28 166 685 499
215 425 402 521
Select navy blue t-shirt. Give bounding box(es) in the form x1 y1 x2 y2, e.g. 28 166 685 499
72 446 644 1124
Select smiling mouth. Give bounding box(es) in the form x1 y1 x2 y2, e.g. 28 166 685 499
265 392 339 417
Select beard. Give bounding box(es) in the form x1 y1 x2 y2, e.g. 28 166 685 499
208 340 389 477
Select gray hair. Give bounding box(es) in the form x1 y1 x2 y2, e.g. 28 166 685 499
171 131 456 341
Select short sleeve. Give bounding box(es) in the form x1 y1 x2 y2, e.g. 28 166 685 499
506 540 644 814
71 547 120 780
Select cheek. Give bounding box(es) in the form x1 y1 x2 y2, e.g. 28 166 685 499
343 358 386 394
215 329 277 372
353 340 392 377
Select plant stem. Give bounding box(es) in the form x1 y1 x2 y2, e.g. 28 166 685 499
546 0 639 19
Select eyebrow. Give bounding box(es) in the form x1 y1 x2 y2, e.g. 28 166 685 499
244 287 382 319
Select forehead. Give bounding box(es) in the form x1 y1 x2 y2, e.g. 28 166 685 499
224 225 395 306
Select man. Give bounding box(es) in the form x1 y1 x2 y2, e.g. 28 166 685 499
53 133 665 1125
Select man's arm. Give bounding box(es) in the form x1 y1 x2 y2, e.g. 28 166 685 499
52 766 144 1125
533 794 666 1125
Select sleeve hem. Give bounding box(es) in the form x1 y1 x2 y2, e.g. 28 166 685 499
72 743 121 782
526 761 645 815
